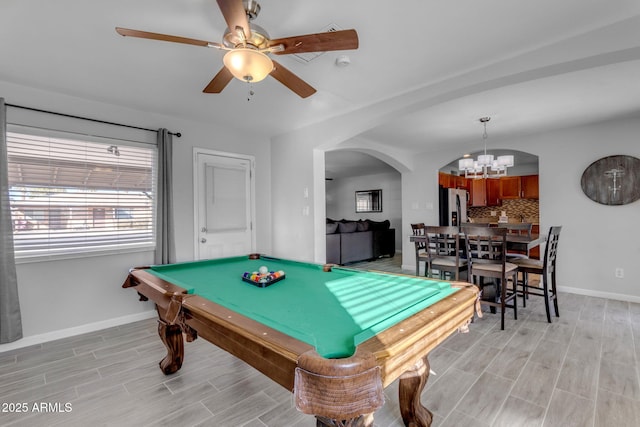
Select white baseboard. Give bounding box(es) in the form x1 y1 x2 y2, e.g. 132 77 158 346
557 286 640 304
393 276 640 304
0 310 157 354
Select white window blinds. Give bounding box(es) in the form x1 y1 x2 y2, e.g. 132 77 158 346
6 129 156 259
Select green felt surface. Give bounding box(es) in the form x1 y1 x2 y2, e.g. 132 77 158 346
149 256 458 358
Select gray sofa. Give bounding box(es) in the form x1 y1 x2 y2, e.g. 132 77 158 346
326 219 395 265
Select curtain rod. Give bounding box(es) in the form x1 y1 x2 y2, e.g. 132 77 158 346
6 103 181 137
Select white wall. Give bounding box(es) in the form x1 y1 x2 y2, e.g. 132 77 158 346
401 115 640 301
270 138 318 262
326 171 402 251
0 81 272 348
531 118 640 300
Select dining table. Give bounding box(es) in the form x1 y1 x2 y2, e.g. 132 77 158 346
499 232 545 255
409 230 546 258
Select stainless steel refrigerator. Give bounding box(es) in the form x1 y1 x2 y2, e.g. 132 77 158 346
439 187 468 227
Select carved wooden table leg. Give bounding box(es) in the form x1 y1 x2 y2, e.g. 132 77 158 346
399 356 433 427
157 319 184 374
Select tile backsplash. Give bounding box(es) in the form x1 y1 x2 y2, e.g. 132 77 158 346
468 199 539 223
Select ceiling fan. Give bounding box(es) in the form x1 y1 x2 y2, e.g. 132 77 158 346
115 0 359 98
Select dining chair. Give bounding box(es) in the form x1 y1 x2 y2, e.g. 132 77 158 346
497 222 533 258
423 225 467 281
411 223 428 276
462 225 518 330
510 226 562 323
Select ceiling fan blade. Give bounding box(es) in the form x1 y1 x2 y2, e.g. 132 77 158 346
268 29 359 55
203 67 234 93
216 0 251 40
270 60 316 98
115 27 221 48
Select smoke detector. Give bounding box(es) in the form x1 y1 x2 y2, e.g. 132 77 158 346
335 55 351 67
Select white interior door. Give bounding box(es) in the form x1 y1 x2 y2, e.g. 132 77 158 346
195 150 255 260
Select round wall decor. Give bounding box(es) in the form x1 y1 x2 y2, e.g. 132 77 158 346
580 155 640 205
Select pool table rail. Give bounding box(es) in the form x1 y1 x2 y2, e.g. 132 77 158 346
359 284 478 387
123 267 188 306
182 294 313 391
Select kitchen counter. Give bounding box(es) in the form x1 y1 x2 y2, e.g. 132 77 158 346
468 217 539 225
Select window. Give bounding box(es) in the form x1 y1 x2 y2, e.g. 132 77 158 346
7 129 156 259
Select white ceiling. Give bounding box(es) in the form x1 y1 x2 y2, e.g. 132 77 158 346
2 0 640 176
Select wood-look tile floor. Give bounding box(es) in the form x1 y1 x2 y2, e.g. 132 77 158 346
1 256 639 426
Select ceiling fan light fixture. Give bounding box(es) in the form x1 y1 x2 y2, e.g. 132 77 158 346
223 48 273 83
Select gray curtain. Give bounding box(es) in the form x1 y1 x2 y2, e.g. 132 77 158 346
0 98 23 343
155 129 175 264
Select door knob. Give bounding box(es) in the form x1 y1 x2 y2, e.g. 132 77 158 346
200 238 207 243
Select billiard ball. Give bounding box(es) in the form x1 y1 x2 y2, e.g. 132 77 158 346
258 266 268 275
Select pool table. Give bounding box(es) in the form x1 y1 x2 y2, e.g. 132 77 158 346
123 255 479 427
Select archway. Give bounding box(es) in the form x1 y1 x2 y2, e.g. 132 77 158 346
322 148 406 265
438 149 541 255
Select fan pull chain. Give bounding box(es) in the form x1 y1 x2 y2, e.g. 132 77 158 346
247 82 255 102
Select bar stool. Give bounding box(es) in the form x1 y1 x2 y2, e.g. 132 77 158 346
510 226 562 323
423 225 467 281
462 225 518 330
411 223 428 276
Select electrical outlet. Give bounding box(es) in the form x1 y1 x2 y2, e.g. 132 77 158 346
490 211 497 216
615 268 624 279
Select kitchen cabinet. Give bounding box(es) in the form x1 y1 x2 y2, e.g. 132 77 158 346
454 175 468 190
486 179 501 206
438 172 452 188
469 179 486 206
439 172 468 190
500 176 521 199
441 172 539 204
497 175 539 199
469 179 501 207
521 175 539 199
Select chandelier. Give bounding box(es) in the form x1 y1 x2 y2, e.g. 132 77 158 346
458 117 514 179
